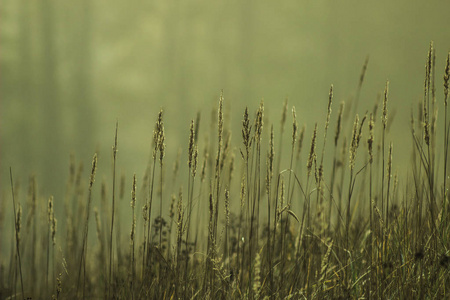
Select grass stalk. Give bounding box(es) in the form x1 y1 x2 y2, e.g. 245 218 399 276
10 168 25 299
77 153 98 298
108 121 118 298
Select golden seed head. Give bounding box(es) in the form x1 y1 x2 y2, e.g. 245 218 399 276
188 120 195 170
152 114 160 159
152 109 165 161
240 174 246 208
192 145 198 177
382 81 389 129
349 113 367 170
319 240 333 280
218 92 224 147
325 84 333 131
113 121 118 159
425 42 433 94
318 164 323 183
131 174 137 209
368 114 374 163
177 188 184 228
242 107 252 156
292 106 298 146
424 119 430 146
89 153 98 189
208 191 214 215
255 100 264 143
56 273 62 295
387 143 393 178
159 133 165 164
51 217 57 245
130 217 136 242
225 189 230 226
266 125 275 194
349 115 360 170
269 125 274 175
444 52 449 103
314 158 319 184
307 124 318 176
335 101 344 147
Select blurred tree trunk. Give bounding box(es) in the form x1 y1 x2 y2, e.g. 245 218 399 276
73 0 95 160
39 0 61 195
18 0 34 174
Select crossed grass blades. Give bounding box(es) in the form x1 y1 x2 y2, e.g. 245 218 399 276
2 43 450 299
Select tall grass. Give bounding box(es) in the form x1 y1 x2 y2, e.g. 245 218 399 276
2 45 450 299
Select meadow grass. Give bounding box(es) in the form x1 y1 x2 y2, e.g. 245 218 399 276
1 44 450 299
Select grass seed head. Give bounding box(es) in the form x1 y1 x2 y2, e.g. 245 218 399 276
325 84 333 131
240 174 246 208
307 124 318 176
368 114 374 163
242 107 252 157
225 189 230 226
382 81 389 129
387 142 393 179
335 101 344 147
131 174 136 209
189 120 195 170
89 153 98 189
193 145 199 177
16 203 22 239
268 125 274 175
255 100 264 143
152 109 165 162
444 52 449 104
218 92 224 147
266 125 275 194
350 115 360 170
292 106 298 146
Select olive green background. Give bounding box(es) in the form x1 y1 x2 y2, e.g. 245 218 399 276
2 0 450 203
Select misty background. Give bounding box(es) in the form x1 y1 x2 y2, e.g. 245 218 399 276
2 0 450 206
